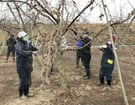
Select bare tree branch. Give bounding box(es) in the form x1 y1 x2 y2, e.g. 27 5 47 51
34 0 59 24
62 0 95 36
13 1 26 31
7 3 19 24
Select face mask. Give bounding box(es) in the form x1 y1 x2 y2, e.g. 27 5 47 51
107 41 112 45
22 35 29 42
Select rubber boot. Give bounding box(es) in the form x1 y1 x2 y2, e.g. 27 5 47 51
84 70 90 79
97 77 105 86
19 88 23 97
100 77 104 84
24 87 34 97
107 80 111 86
24 87 29 96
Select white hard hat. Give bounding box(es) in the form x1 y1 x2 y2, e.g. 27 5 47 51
17 31 27 38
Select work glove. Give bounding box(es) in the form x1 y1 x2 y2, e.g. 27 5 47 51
32 51 38 54
99 44 107 49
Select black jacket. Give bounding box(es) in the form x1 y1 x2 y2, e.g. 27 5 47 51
15 41 37 72
82 37 91 54
100 44 115 68
7 38 16 48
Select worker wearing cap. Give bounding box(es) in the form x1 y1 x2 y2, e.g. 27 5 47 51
15 31 38 99
98 40 115 87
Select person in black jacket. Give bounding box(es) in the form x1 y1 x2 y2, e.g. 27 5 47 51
81 34 92 79
6 34 16 62
15 31 38 99
98 41 115 87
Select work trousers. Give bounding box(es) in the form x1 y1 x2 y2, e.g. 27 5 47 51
6 47 15 58
17 69 32 96
82 53 91 76
99 66 114 81
76 50 83 67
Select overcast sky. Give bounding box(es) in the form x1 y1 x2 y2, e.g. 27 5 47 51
74 0 135 23
0 0 135 23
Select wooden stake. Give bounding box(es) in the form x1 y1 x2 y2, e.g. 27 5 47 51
102 0 129 105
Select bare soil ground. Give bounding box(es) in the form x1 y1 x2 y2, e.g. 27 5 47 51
0 46 135 105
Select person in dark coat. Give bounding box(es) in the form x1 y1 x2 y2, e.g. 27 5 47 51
98 41 115 87
70 28 84 68
15 31 38 99
76 36 84 68
81 34 92 79
6 34 16 62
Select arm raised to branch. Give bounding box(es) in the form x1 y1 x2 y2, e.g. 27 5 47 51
61 0 95 36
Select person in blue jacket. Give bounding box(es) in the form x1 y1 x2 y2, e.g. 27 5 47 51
76 36 83 68
98 41 115 87
15 31 38 99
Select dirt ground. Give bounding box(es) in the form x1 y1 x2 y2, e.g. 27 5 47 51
0 46 135 105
